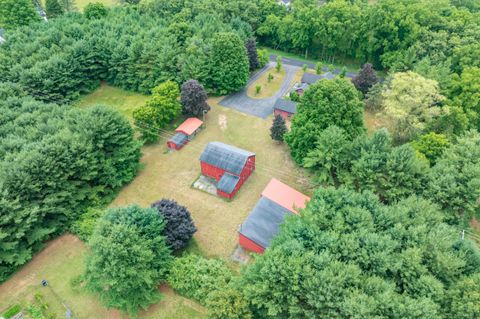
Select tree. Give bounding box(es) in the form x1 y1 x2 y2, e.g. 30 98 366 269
45 0 64 18
270 114 287 142
151 199 197 251
426 130 480 223
133 106 161 143
285 78 365 164
315 62 322 75
446 274 480 319
449 67 480 131
411 132 450 165
378 71 444 143
84 2 108 19
0 0 40 29
84 205 172 317
210 32 249 95
257 49 269 68
180 80 210 117
352 63 378 95
245 38 260 71
60 0 76 12
275 56 282 73
207 283 252 319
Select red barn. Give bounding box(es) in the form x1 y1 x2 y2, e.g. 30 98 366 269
239 178 310 254
167 117 203 150
200 142 255 199
273 98 297 120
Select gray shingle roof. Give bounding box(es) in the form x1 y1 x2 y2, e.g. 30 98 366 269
217 173 240 194
169 132 188 146
301 72 323 84
273 98 297 114
239 197 293 248
200 142 255 175
321 72 336 80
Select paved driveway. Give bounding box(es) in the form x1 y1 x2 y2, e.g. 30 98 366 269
219 62 299 119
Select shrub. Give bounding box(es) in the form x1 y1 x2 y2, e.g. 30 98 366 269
276 56 282 73
3 304 21 319
71 208 104 241
270 114 287 142
84 2 108 19
168 254 231 305
206 284 252 319
151 199 197 251
255 85 261 95
257 49 269 68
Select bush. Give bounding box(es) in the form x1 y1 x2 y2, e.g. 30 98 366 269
3 304 21 319
71 208 104 241
151 199 197 251
257 49 269 68
84 2 108 19
206 284 252 319
168 254 231 305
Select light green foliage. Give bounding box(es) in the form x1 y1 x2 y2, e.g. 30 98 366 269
275 56 282 72
70 208 104 241
449 67 480 130
267 73 273 83
378 72 444 143
84 205 172 316
447 274 480 319
210 32 249 95
2 304 21 319
411 132 450 166
84 2 108 19
238 187 480 318
302 64 307 72
257 48 269 68
168 254 231 305
315 62 322 74
0 0 39 29
426 130 480 223
255 85 261 94
46 0 64 18
285 78 365 164
206 283 252 319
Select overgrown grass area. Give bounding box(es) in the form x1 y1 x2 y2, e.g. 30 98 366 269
110 97 312 259
76 83 149 122
363 109 394 135
246 67 286 99
0 235 206 319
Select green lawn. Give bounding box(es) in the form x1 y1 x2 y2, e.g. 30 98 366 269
76 83 149 122
247 67 287 99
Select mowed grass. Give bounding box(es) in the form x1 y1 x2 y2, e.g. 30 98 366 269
76 83 149 122
0 235 205 319
247 67 286 99
111 97 312 259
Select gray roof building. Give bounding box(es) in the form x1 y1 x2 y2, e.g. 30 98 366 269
217 173 240 194
168 132 188 147
200 142 255 175
301 72 323 84
273 98 297 114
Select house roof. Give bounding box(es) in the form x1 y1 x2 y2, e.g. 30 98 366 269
239 197 293 248
169 132 188 146
320 72 336 80
217 173 240 194
200 142 255 175
176 117 203 136
301 72 323 84
273 98 297 114
261 178 310 214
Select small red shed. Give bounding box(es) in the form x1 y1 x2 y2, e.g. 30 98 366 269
199 142 255 199
239 178 310 254
273 98 297 120
167 117 203 150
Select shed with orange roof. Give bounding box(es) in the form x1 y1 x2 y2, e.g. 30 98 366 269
167 117 203 150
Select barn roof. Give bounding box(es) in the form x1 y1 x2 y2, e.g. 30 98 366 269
262 178 310 214
176 117 203 136
239 197 293 248
169 132 188 146
217 173 240 194
200 142 255 175
301 72 323 84
273 98 297 114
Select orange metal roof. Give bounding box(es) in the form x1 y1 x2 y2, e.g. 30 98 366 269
261 178 310 215
175 117 203 136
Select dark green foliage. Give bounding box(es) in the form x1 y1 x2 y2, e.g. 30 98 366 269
285 78 365 164
210 32 250 95
352 63 378 95
245 38 260 71
237 187 480 318
45 0 64 18
0 88 140 281
151 199 197 251
168 254 231 305
270 114 287 142
425 130 480 223
0 0 40 29
84 2 108 19
180 79 210 117
84 205 172 316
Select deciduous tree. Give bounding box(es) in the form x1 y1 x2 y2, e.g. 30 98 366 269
180 80 210 117
270 114 287 142
84 2 108 19
0 0 39 29
245 38 260 71
46 0 64 18
352 63 378 95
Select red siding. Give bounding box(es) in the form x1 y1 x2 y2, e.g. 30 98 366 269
167 140 189 150
274 109 293 121
201 162 226 181
239 233 265 254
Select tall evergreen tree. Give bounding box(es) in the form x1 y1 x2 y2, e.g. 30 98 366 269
270 114 287 142
0 0 40 29
45 0 64 18
245 38 260 71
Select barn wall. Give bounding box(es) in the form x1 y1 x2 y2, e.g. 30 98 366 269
201 162 226 181
239 233 265 254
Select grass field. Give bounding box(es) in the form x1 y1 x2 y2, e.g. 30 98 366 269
247 67 286 99
0 235 205 319
76 83 149 122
